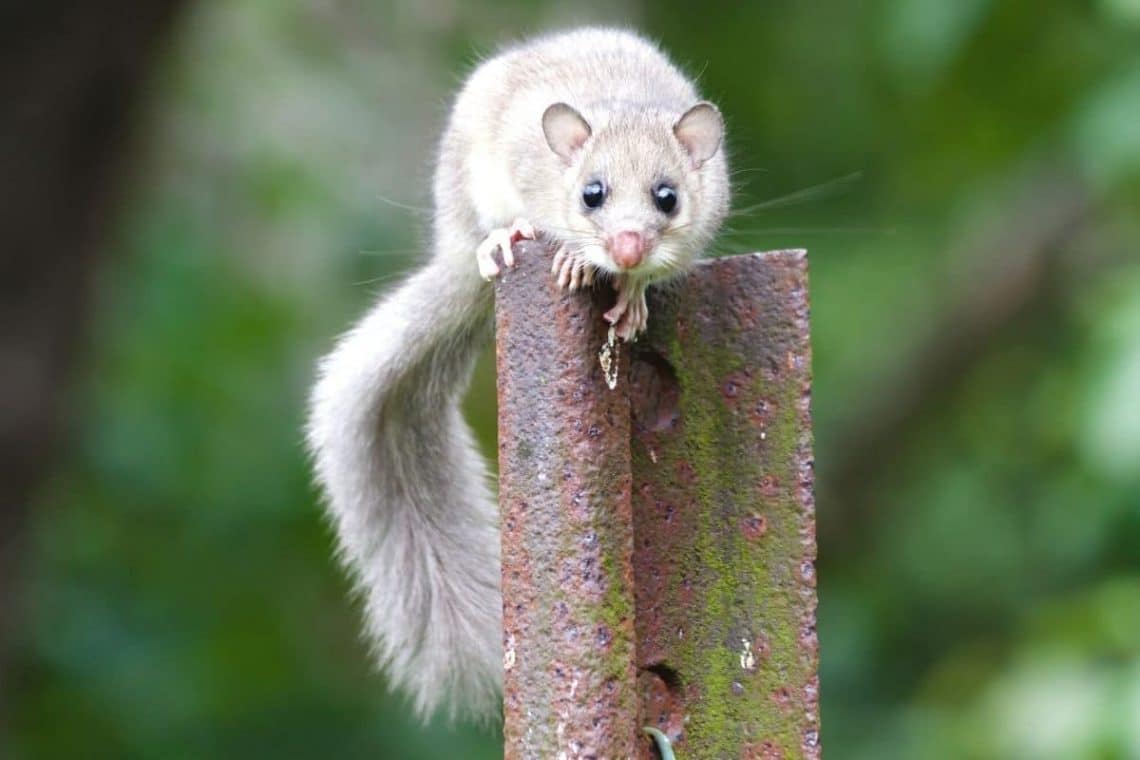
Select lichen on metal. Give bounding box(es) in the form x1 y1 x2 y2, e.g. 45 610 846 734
494 245 819 760
630 251 819 759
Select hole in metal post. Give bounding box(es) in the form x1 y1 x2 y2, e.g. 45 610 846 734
630 350 680 432
643 662 682 693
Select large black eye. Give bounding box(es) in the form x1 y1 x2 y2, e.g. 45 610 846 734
653 183 678 214
582 180 606 209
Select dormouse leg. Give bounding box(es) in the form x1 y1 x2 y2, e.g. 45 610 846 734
604 277 648 341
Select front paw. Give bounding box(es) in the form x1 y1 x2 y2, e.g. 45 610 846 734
604 280 648 342
551 246 597 292
476 218 536 280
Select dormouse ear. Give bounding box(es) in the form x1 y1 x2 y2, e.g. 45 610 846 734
673 102 723 167
542 103 592 162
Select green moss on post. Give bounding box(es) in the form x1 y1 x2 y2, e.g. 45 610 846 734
495 247 818 759
630 251 819 759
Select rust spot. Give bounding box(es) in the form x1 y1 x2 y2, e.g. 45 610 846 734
800 559 816 585
677 576 695 606
749 396 776 427
803 729 821 754
743 739 785 760
675 460 697 486
803 675 820 705
800 516 817 543
720 369 752 406
740 512 768 540
753 634 771 661
771 686 793 712
730 296 760 330
799 615 819 653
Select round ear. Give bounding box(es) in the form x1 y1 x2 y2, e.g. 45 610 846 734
542 103 592 162
673 102 724 167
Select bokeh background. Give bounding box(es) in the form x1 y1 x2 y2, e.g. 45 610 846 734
5 1 1140 758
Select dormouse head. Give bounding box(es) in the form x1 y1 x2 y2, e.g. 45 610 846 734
541 100 728 281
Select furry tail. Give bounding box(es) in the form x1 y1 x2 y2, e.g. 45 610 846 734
306 261 501 721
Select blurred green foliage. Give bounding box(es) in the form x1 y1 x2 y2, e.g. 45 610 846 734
10 0 1140 758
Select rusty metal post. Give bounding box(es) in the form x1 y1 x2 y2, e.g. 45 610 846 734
494 241 640 759
495 246 819 759
631 250 819 758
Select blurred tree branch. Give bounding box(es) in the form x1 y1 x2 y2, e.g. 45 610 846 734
819 164 1123 551
0 0 189 736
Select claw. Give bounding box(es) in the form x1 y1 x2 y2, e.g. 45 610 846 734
569 259 586 291
605 279 648 341
556 255 573 289
510 217 535 240
501 218 535 268
551 246 598 293
604 285 631 325
476 238 501 279
476 218 536 280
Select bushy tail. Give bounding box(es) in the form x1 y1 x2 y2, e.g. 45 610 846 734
306 261 501 721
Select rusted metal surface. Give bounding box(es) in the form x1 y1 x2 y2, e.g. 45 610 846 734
494 246 819 759
494 240 640 760
631 251 819 759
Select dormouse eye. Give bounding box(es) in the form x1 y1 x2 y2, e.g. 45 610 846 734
582 180 606 210
653 183 678 214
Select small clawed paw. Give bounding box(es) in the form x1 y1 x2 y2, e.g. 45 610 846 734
604 283 648 342
551 247 596 292
476 218 536 280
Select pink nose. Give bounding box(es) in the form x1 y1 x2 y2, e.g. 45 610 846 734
609 231 648 269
